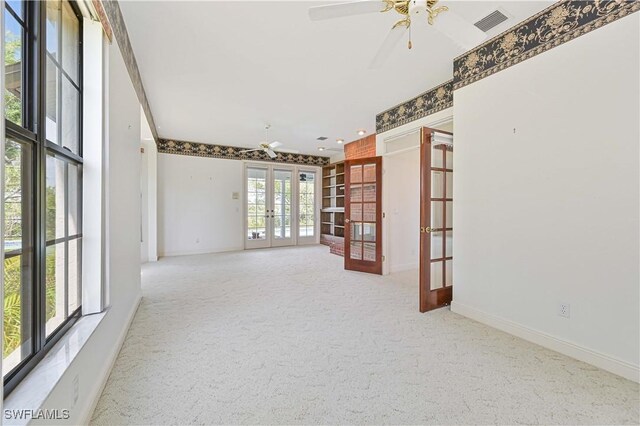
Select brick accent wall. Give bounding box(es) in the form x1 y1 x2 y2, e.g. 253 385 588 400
344 134 376 160
320 234 345 257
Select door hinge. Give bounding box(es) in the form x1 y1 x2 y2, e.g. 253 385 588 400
383 212 386 218
382 255 386 262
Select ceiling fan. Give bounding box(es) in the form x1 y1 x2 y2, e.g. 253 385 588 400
309 0 487 68
239 125 300 159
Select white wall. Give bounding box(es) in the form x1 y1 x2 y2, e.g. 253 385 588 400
158 154 244 256
140 143 149 262
140 110 158 263
452 14 639 381
36 37 143 423
383 133 421 274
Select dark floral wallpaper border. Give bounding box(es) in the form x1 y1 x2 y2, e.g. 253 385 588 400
377 0 639 133
100 1 159 142
158 139 330 166
376 80 453 134
453 0 640 90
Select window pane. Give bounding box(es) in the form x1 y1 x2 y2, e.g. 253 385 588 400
432 145 444 168
4 139 31 253
68 163 80 236
45 243 66 336
46 57 59 144
4 9 23 126
431 231 443 260
62 0 79 83
3 138 33 376
350 165 362 183
61 77 79 154
363 164 376 182
46 155 66 241
67 238 80 314
46 0 60 58
6 1 23 20
431 261 443 290
350 241 362 260
363 242 376 261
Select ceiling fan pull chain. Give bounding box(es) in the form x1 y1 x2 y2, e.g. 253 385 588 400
408 25 413 49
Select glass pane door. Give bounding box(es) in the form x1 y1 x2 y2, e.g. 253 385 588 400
345 157 382 274
271 169 294 247
420 128 453 312
246 165 299 249
246 167 270 249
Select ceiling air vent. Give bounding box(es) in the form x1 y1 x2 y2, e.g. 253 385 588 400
474 10 509 33
316 136 328 141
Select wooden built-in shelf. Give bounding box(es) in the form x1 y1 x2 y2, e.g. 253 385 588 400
321 161 346 253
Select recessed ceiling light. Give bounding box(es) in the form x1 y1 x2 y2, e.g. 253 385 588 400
318 147 325 151
357 130 366 136
337 139 344 144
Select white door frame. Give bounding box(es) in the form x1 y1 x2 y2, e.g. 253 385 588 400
244 162 321 249
379 111 454 275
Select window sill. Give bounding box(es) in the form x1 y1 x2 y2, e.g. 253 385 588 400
3 311 107 426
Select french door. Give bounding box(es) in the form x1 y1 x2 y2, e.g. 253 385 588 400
245 165 295 248
419 128 454 312
344 156 383 274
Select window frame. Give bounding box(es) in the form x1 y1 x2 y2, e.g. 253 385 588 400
3 0 83 396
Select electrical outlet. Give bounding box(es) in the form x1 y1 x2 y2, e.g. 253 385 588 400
558 302 570 318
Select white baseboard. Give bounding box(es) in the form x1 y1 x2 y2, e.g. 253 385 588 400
389 262 419 274
451 301 639 383
79 294 142 424
159 246 243 257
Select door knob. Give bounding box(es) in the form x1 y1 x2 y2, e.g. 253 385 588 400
345 218 351 223
420 226 433 233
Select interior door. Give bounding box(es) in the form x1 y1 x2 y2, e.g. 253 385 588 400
419 128 453 312
345 156 382 274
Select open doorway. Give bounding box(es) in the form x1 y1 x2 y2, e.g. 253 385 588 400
381 119 453 312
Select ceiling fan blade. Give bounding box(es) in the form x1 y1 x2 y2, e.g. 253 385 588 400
269 141 283 149
369 21 409 69
309 1 390 21
276 148 300 154
239 148 261 153
431 9 487 50
266 148 277 159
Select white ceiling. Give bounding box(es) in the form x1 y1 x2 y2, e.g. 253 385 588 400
120 1 552 155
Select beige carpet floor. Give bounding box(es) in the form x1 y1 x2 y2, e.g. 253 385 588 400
91 245 639 425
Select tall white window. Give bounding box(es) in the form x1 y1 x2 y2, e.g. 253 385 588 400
298 171 315 238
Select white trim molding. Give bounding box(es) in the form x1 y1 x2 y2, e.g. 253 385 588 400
81 295 142 424
451 301 640 383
